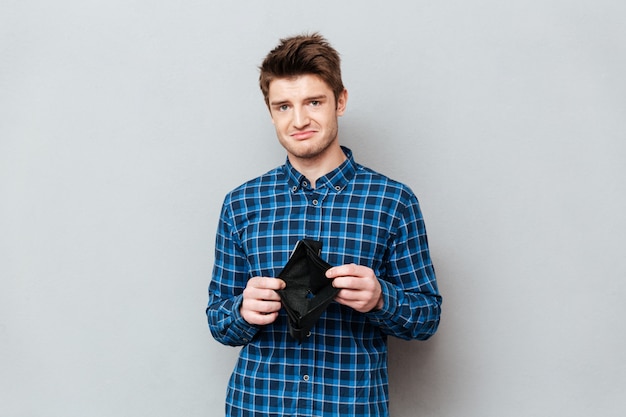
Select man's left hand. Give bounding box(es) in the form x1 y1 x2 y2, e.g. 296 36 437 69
326 264 383 313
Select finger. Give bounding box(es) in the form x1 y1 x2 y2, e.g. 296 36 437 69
335 288 359 302
326 263 357 279
334 288 381 313
332 276 371 291
248 277 286 290
244 299 283 314
242 310 279 326
243 286 283 302
334 290 369 311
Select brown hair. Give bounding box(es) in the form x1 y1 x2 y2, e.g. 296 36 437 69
259 33 345 107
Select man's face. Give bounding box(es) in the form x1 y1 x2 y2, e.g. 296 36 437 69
268 74 347 163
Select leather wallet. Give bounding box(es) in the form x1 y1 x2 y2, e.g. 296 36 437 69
277 239 338 342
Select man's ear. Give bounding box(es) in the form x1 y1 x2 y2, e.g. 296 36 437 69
336 89 348 116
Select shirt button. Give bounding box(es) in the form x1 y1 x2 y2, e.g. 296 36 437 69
302 181 308 187
312 199 318 206
303 375 310 381
335 185 341 191
291 186 297 192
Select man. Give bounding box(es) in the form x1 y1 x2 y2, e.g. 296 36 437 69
207 33 441 417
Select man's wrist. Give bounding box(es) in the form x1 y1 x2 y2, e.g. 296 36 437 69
375 293 384 311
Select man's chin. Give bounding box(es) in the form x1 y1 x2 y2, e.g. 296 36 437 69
281 138 338 160
288 147 328 161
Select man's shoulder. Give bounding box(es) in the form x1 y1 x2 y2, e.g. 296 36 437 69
354 163 416 198
223 166 284 201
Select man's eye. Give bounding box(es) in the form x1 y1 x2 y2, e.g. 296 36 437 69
310 100 321 106
279 105 289 111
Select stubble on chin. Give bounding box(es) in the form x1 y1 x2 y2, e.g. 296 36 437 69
282 139 339 163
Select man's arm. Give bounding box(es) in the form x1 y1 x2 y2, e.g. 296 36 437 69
327 263 441 340
206 203 271 346
365 274 441 340
328 193 442 340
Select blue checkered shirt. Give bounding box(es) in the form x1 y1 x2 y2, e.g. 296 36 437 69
207 147 441 417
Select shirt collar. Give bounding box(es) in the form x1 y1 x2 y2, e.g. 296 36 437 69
283 146 356 193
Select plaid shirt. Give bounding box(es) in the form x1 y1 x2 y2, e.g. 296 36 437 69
207 147 441 417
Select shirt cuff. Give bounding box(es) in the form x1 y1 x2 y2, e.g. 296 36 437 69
229 295 260 344
366 279 399 323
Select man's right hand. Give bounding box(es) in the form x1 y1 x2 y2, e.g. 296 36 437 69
240 277 286 325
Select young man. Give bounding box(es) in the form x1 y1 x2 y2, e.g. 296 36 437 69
207 33 442 417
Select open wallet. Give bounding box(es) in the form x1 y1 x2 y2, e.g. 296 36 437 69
277 239 339 342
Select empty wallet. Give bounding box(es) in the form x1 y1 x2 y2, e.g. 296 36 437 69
277 239 339 342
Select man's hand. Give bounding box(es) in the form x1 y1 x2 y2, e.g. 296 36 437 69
326 264 383 313
240 277 285 325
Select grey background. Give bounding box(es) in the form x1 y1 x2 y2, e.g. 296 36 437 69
1 1 625 416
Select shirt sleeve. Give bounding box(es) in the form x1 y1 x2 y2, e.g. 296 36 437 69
366 192 442 340
206 200 260 346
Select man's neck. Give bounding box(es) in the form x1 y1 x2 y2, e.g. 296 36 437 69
289 146 346 189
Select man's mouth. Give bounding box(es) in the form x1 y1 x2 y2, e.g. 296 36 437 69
291 130 317 140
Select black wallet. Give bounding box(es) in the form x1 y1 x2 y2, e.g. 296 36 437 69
277 239 339 342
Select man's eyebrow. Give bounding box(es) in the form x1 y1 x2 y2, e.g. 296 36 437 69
306 95 328 102
269 99 290 107
269 95 328 107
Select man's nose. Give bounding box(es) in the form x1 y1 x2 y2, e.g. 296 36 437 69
293 107 310 128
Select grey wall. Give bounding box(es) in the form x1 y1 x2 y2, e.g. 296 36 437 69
1 1 625 416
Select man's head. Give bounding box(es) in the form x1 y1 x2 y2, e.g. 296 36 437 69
259 33 345 108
